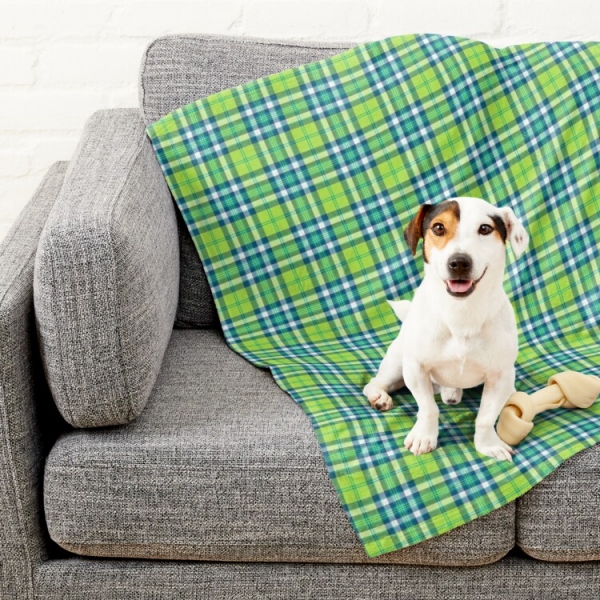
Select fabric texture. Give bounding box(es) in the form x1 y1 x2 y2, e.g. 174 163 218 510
0 162 69 599
174 209 219 328
35 555 600 600
140 34 351 328
43 329 514 566
517 443 600 561
34 109 179 428
147 34 600 557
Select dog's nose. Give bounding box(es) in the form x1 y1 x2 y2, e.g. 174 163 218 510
447 253 472 277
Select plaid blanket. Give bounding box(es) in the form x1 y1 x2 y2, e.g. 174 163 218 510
147 34 600 557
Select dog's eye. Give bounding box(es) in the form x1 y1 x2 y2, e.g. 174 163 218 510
479 224 493 235
431 223 445 236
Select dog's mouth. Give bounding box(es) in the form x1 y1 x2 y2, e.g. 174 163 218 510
445 268 487 298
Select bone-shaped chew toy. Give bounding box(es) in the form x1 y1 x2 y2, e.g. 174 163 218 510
497 371 600 446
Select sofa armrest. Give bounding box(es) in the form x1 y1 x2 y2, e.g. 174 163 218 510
0 163 69 598
34 109 179 428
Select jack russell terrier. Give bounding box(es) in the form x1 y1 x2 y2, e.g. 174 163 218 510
363 197 529 461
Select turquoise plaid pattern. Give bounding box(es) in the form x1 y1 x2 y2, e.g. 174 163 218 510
147 34 600 557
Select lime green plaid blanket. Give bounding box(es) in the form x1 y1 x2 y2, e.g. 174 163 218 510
147 34 600 557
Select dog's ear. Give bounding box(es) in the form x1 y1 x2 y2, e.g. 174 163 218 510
499 206 529 259
403 204 434 256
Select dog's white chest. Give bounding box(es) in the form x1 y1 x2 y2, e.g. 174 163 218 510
428 335 488 389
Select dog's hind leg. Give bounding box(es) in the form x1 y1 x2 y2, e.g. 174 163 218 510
440 386 463 405
363 336 404 412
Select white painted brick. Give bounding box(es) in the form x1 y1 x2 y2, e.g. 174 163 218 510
38 41 148 86
30 136 79 174
107 1 243 37
0 2 114 38
372 0 501 38
0 90 118 131
0 222 12 244
0 132 77 176
0 176 41 222
245 0 372 41
0 46 37 85
0 153 30 178
504 0 600 41
109 85 141 109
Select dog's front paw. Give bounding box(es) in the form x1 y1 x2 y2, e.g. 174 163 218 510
363 382 394 411
474 428 515 462
404 419 438 456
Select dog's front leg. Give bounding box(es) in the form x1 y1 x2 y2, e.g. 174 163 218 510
403 361 439 455
474 370 516 461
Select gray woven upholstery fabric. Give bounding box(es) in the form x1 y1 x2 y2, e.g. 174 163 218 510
173 209 219 329
34 109 179 428
0 162 68 599
44 329 515 566
35 555 600 600
140 34 351 328
139 33 351 126
517 444 600 561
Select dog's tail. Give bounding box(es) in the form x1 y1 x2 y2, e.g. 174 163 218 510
386 299 411 322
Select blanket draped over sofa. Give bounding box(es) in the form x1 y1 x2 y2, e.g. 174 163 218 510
147 34 600 557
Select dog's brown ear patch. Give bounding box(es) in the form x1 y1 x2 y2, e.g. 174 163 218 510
404 204 433 256
491 215 507 243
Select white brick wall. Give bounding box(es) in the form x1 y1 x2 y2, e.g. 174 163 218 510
1 0 598 240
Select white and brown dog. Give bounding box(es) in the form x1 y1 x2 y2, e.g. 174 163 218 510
363 196 528 461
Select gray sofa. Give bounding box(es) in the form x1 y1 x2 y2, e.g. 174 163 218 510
1 34 598 599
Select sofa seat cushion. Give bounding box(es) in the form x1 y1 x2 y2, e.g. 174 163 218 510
44 329 515 566
517 444 600 561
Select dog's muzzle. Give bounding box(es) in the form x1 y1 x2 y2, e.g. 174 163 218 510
445 254 486 297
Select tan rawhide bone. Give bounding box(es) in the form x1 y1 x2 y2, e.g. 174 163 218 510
497 371 600 446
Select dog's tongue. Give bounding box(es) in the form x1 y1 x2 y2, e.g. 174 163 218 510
448 280 473 294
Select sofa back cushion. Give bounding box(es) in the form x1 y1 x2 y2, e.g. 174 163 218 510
139 34 350 328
